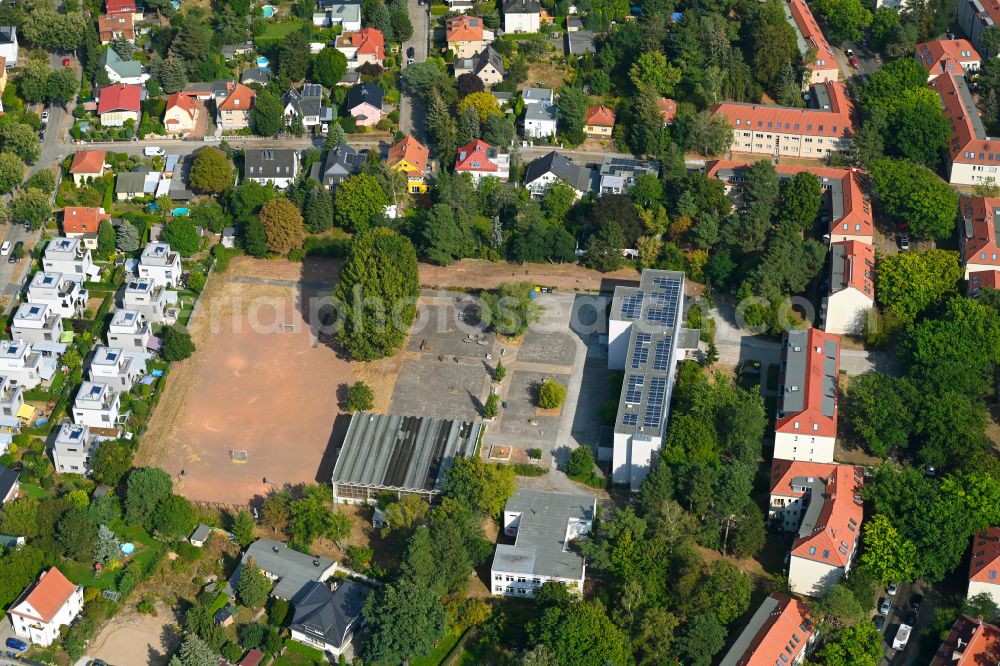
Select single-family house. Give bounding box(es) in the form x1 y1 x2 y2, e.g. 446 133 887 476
491 489 595 598
27 273 88 319
823 240 874 335
98 13 135 43
281 84 326 128
454 45 504 87
658 97 677 124
241 67 271 86
62 206 111 250
69 150 107 186
387 135 430 194
72 381 121 428
960 197 1000 279
164 93 200 136
596 155 659 195
522 87 553 106
969 527 1000 607
455 139 510 183
9 569 83 647
524 103 557 139
43 237 95 279
0 340 45 391
335 28 384 70
446 15 494 58
0 27 16 68
774 328 839 463
11 303 63 346
503 0 540 33
244 149 299 189
138 242 181 289
917 39 981 79
523 151 592 199
106 0 141 18
718 594 816 666
217 82 256 131
106 309 152 353
785 0 839 86
51 423 106 475
289 580 373 657
583 105 615 138
312 0 362 31
97 84 141 127
227 538 338 602
100 48 148 85
346 83 384 127
87 345 144 392
120 277 173 325
221 42 253 60
0 466 19 504
930 615 1000 665
321 143 366 188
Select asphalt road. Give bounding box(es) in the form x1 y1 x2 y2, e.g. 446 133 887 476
397 0 429 141
877 582 935 665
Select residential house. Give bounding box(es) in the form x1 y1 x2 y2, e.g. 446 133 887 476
597 155 659 195
217 82 256 131
969 528 1000 607
138 242 181 288
566 16 582 31
43 237 95 279
711 81 855 159
163 93 200 136
823 240 874 335
931 73 1000 185
503 0 540 33
774 328 840 464
69 150 107 186
0 376 24 428
523 151 592 199
26 273 88 319
491 489 595 598
785 0 839 86
100 48 148 85
227 538 338 602
524 103 557 139
289 580 373 657
241 67 271 86
583 105 615 138
387 135 430 194
72 381 122 429
98 13 135 44
522 87 553 105
221 42 253 60
959 198 1000 279
106 0 141 18
718 593 816 666
930 615 1000 665
335 28 384 70
0 466 18 504
331 412 483 503
281 84 326 129
11 303 63 346
87 345 144 392
917 39 981 79
454 139 510 183
446 15 493 58
62 206 111 250
658 97 677 124
8 568 83 647
320 143 366 188
0 340 46 391
454 45 504 87
346 83 384 127
0 27 16 68
244 149 299 190
97 84 141 127
958 0 1000 54
106 309 153 353
706 160 873 244
51 423 107 475
312 0 362 31
565 29 596 56
120 277 173 325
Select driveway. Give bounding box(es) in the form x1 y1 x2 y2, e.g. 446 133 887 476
398 0 429 139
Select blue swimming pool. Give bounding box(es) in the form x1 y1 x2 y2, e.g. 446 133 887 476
256 56 270 69
172 207 190 216
170 1 179 9
261 4 276 17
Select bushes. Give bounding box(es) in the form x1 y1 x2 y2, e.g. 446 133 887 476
345 381 374 412
512 463 547 476
537 378 567 409
162 325 196 361
483 392 499 418
566 446 606 488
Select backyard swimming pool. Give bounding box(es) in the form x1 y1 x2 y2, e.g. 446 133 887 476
261 4 276 17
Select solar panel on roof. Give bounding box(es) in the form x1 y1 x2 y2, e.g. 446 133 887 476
625 374 644 403
643 377 667 427
646 308 674 325
622 413 638 427
630 345 649 368
621 291 644 319
653 340 670 370
635 332 651 345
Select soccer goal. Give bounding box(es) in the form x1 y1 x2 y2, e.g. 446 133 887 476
229 450 249 463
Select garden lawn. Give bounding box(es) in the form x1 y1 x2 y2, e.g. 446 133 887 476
255 19 305 43
273 640 326 665
18 482 47 499
63 524 164 590
408 630 464 666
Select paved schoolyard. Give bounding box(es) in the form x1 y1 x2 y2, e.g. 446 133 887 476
516 329 578 366
492 369 567 442
389 357 488 420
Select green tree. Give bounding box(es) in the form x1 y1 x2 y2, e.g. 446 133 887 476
684 111 733 157
479 281 542 338
860 514 918 585
845 373 917 456
443 456 516 519
814 622 883 666
334 173 389 233
869 158 958 239
162 217 201 256
421 204 471 265
813 583 867 628
56 509 97 560
676 612 727 666
91 439 133 486
176 633 217 665
779 172 822 232
96 219 116 259
237 556 272 607
363 580 447 664
94 524 121 563
153 494 198 538
288 485 339 545
156 56 188 93
189 148 234 194
566 446 595 478
629 51 681 95
0 153 23 194
530 600 631 666
876 249 961 322
537 378 567 408
556 86 587 145
4 124 40 163
312 47 348 88
46 67 79 105
21 8 85 50
303 187 333 233
457 92 501 123
125 467 173 530
11 188 49 229
116 221 141 252
345 381 374 411
334 228 419 360
161 325 196 361
258 198 305 254
230 510 254 548
278 31 310 81
251 89 284 137
812 0 872 41
887 87 951 167
749 1 799 91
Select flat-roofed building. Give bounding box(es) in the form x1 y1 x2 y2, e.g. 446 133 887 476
491 489 595 598
331 413 483 503
26 272 88 319
87 345 144 392
51 423 107 475
43 237 95 280
120 277 174 325
0 340 44 390
138 242 181 288
11 303 64 345
72 381 121 428
106 309 152 353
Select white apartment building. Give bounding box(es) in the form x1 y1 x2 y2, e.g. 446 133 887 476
0 340 44 390
87 345 144 392
9 568 84 647
121 278 174 325
106 309 152 353
27 272 89 319
72 381 122 429
0 375 24 425
11 303 64 345
51 423 106 475
42 237 96 280
138 242 181 289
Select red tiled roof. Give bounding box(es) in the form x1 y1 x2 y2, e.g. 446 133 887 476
165 92 198 122
970 527 1000 584
775 328 840 438
69 150 106 175
770 459 841 496
711 81 855 139
584 105 615 127
218 83 256 112
658 97 676 124
917 39 981 76
930 615 1000 666
105 0 135 13
447 15 484 42
725 593 814 666
832 239 874 298
787 0 838 74
789 463 864 568
97 84 141 114
63 206 110 234
961 197 1000 267
970 270 1000 297
347 27 384 58
239 649 265 666
98 12 135 39
388 135 429 177
455 139 498 173
931 73 1000 167
9 568 79 624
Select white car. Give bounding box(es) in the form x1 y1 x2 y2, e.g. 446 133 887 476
1 241 12 256
887 583 899 596
40 110 49 124
143 146 165 157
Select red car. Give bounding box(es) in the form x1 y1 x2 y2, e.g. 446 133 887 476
848 55 859 68
62 57 70 67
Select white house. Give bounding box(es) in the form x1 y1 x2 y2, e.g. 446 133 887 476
11 303 64 346
0 375 24 426
106 309 152 353
454 139 510 183
87 345 144 392
244 149 300 190
774 329 840 464
72 381 121 429
42 237 96 280
120 278 174 325
503 0 540 33
51 423 106 475
524 103 557 139
822 240 874 335
9 568 84 647
289 580 373 657
26 272 88 319
0 27 18 68
0 340 44 391
138 242 181 289
491 489 595 598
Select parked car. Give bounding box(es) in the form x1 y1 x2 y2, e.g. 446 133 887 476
5 637 27 651
144 146 165 157
40 109 49 124
62 57 70 66
893 623 912 651
407 47 414 58
910 594 924 611
887 582 898 596
2 241 12 256
879 598 891 615
898 233 910 250
846 48 854 56
873 615 885 632
848 55 859 68
9 240 23 263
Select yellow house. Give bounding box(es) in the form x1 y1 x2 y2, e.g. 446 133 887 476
163 92 199 135
584 105 615 137
387 135 430 194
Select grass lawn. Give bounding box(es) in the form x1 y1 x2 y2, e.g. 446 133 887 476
256 19 305 41
63 524 164 590
19 482 47 498
409 630 464 666
273 640 326 666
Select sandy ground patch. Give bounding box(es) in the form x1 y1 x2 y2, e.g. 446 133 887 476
418 259 639 292
87 604 181 666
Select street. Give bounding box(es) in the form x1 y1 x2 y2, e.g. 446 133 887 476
877 581 935 665
397 0 429 140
